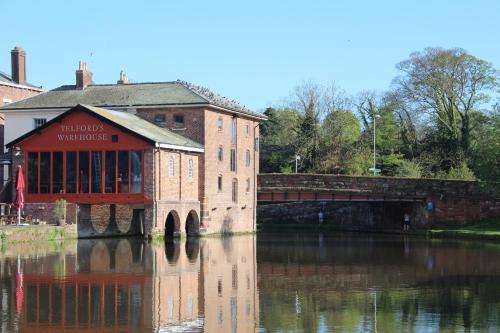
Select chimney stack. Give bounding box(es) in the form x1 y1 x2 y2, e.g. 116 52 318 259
11 46 27 84
76 61 93 90
117 70 128 84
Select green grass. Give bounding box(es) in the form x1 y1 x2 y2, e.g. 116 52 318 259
428 218 500 241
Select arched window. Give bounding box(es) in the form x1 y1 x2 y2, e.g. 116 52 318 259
218 145 223 161
168 158 174 177
245 149 251 167
188 159 193 178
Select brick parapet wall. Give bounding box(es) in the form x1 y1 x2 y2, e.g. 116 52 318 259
258 174 500 224
258 174 494 200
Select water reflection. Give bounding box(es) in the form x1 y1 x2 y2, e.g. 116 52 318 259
0 236 258 332
258 232 500 332
0 233 500 332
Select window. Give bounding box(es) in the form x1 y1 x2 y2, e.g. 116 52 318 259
218 175 222 192
52 152 63 193
33 118 46 129
130 151 142 193
105 151 116 193
91 151 102 193
27 152 38 194
174 114 184 127
188 159 193 178
168 158 174 177
245 149 251 167
66 152 77 193
118 151 129 193
254 137 259 152
232 179 238 203
78 152 89 193
230 149 236 172
246 178 250 193
154 114 166 126
245 124 250 137
218 146 223 161
230 117 237 145
39 152 50 193
217 117 223 131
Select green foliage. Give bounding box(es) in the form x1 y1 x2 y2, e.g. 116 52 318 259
395 159 422 178
439 162 476 181
471 111 500 181
261 48 498 181
53 199 67 220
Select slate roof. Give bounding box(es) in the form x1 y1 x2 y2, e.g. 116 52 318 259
7 104 204 152
0 70 43 90
1 80 265 119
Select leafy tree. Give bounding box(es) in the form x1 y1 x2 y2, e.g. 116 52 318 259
260 107 302 172
394 47 498 158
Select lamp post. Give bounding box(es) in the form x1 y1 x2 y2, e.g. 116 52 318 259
295 155 300 173
372 114 381 176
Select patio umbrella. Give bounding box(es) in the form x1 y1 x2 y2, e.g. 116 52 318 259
15 165 24 225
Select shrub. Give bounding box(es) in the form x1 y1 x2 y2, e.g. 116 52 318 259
395 160 422 178
443 162 476 181
53 199 67 221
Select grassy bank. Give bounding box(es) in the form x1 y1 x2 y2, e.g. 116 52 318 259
0 224 78 245
428 219 500 241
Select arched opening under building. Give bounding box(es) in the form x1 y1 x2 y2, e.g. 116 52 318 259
185 210 200 237
165 210 180 238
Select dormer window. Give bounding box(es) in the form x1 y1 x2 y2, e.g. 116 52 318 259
174 114 185 128
154 114 166 127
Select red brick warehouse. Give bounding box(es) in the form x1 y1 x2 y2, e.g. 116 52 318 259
3 63 266 237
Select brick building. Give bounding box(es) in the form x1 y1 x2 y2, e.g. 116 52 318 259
3 63 265 236
0 47 44 186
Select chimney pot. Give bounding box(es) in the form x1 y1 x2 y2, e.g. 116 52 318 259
117 70 128 84
76 61 93 90
11 46 27 84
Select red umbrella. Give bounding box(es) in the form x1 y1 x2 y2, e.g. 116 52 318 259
15 166 25 224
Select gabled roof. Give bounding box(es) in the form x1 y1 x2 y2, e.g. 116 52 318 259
6 104 204 152
0 70 43 90
0 80 266 119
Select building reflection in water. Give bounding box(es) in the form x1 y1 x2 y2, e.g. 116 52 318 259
0 235 258 332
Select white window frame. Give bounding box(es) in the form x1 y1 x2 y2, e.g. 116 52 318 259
188 159 193 178
168 158 174 177
33 118 47 129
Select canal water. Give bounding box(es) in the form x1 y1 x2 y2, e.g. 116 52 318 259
1 232 499 332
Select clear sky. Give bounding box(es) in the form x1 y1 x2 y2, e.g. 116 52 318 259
1 0 498 112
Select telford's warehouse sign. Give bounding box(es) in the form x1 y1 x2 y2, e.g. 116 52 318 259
57 124 108 141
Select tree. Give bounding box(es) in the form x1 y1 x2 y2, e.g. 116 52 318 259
394 47 498 158
290 82 323 172
260 107 302 173
355 92 404 175
319 110 360 173
471 110 500 181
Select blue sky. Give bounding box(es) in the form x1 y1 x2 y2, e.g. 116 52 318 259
1 0 498 112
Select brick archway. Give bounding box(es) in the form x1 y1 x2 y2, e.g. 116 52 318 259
185 210 200 236
165 210 180 237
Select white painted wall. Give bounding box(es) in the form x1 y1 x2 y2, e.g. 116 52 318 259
3 109 67 151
